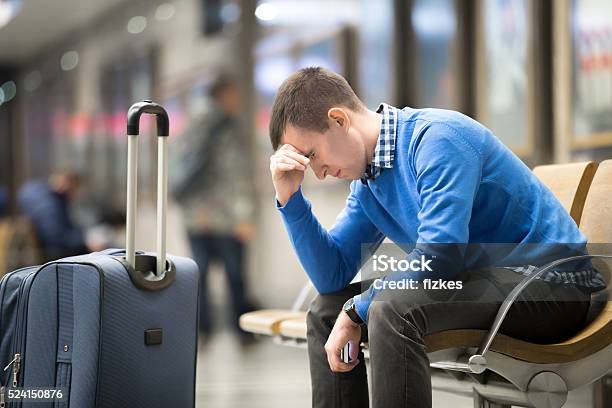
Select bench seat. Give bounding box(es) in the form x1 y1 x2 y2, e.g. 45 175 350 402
278 314 308 340
239 309 306 336
275 301 612 365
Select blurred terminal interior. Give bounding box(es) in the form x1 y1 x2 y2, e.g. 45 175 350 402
1 0 612 309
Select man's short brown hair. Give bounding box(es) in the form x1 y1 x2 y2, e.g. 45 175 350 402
269 67 365 150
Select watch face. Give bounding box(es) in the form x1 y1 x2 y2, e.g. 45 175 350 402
343 298 355 311
343 298 363 325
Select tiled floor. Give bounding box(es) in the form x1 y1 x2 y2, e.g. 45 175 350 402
196 332 311 408
195 330 596 408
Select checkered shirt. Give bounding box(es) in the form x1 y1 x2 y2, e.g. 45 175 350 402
361 103 398 184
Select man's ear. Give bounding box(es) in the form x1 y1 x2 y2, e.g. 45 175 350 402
327 107 350 130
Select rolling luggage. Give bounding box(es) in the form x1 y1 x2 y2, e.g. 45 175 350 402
0 101 199 407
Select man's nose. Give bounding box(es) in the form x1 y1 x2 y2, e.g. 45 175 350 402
312 164 326 180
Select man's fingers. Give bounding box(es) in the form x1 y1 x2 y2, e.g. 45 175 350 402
325 345 359 373
328 350 359 372
271 162 299 172
276 156 306 170
282 150 310 166
270 156 306 171
274 149 310 166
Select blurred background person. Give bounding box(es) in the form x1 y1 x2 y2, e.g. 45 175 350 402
0 187 7 218
17 170 101 262
171 74 257 343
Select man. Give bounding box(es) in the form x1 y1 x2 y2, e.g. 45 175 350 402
171 75 256 341
18 171 90 261
268 67 606 407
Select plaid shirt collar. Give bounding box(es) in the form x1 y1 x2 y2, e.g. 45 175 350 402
361 103 398 185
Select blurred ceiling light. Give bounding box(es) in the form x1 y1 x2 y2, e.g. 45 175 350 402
127 16 147 34
412 1 456 38
0 0 21 29
255 3 277 22
575 10 611 31
60 51 79 71
220 3 241 23
155 3 175 21
0 81 16 102
255 57 292 93
24 70 42 92
255 1 357 27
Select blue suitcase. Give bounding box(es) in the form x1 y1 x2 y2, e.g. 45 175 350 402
0 101 199 407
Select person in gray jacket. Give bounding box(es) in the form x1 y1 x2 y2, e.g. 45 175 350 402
171 75 256 342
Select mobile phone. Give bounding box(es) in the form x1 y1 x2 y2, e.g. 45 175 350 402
340 342 351 363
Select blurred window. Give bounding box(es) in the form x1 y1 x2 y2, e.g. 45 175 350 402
98 49 156 207
412 0 458 109
480 0 530 152
358 0 395 108
571 0 612 138
20 68 75 179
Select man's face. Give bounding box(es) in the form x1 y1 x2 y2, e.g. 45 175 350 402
281 114 367 181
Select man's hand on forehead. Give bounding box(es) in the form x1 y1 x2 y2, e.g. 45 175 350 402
280 143 307 156
278 144 311 166
270 144 310 206
272 144 311 172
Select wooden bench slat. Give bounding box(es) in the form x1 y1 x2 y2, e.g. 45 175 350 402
578 160 612 243
424 303 612 364
533 161 598 224
278 314 308 340
239 309 305 336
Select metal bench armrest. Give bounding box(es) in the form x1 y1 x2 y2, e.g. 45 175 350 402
291 281 315 311
467 254 612 374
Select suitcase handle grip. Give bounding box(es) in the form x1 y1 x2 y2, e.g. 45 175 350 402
125 100 169 277
127 100 169 136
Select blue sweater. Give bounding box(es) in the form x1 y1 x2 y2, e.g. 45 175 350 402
277 108 595 322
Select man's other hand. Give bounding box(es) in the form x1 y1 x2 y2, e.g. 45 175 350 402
324 310 362 372
270 144 310 206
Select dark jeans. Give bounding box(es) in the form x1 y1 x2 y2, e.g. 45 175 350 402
307 267 592 408
188 232 252 335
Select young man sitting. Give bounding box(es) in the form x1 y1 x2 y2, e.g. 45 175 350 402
268 67 605 408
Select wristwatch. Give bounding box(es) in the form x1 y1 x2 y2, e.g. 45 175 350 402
343 297 365 326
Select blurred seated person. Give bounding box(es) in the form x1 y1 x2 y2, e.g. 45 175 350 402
18 171 99 261
85 205 126 251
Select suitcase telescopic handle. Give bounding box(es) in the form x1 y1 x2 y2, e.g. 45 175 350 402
126 100 169 276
